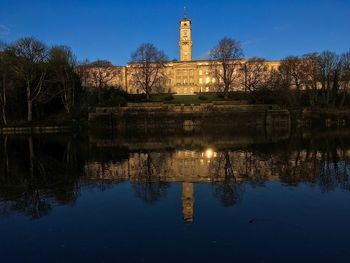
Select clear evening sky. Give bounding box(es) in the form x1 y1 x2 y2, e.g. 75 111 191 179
0 0 349 65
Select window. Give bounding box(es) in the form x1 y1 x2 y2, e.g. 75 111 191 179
212 78 215 83
176 77 181 85
206 77 210 84
199 70 203 75
199 78 203 84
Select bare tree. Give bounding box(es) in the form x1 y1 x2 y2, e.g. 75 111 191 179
82 60 121 103
9 37 48 122
130 43 168 100
318 51 341 106
75 59 91 88
279 56 305 94
48 46 79 114
300 53 320 106
339 51 350 107
87 60 120 89
209 37 243 99
239 57 271 100
0 43 9 125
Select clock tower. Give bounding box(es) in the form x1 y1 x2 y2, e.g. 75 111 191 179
179 13 192 62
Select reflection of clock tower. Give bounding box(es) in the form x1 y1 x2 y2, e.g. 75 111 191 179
179 15 192 61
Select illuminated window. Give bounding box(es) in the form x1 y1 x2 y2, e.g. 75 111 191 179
199 78 203 84
206 87 209 92
199 70 203 75
212 78 215 83
206 77 210 84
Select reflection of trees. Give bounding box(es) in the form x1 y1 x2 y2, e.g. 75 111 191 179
0 136 83 218
262 137 350 192
317 139 350 192
210 151 244 207
208 138 350 206
131 151 169 204
2 133 350 218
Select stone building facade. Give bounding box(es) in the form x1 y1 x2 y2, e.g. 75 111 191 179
84 16 280 95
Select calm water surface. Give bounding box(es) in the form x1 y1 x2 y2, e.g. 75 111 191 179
1 130 350 262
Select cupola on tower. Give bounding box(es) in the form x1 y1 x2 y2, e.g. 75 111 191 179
179 13 192 62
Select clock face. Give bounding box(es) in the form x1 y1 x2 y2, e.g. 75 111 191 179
183 30 188 36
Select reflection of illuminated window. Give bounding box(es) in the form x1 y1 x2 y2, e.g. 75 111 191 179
205 148 214 159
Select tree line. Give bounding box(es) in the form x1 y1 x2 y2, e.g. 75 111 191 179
210 37 350 106
129 38 350 107
0 37 127 126
1 36 350 126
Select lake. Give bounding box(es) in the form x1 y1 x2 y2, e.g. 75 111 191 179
1 129 350 262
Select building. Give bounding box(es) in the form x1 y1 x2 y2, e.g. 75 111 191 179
84 15 281 95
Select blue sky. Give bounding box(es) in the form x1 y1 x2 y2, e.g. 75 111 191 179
0 0 349 65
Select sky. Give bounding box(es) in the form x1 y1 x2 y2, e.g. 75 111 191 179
0 0 349 65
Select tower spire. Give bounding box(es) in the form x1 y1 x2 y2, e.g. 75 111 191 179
179 9 192 61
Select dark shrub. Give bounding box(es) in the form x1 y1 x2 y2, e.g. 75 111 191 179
164 95 174 101
198 94 208 100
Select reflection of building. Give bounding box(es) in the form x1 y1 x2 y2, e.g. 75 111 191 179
182 183 194 222
84 147 328 221
83 15 280 95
